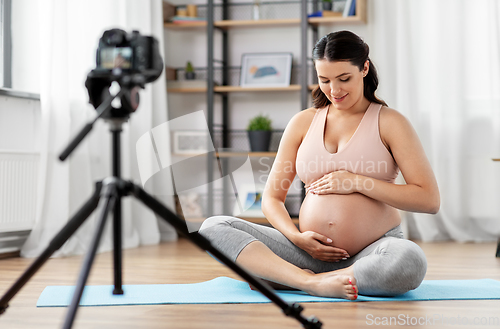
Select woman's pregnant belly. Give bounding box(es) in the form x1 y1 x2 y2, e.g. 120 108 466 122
299 192 401 256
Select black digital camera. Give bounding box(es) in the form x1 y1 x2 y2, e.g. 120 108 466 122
93 28 163 83
86 29 164 115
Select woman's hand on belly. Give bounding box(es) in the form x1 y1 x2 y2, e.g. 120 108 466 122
306 170 362 195
292 231 350 262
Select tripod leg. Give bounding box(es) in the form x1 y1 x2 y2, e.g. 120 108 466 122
0 182 102 315
62 183 116 329
127 182 322 329
112 194 123 294
111 129 123 295
496 239 500 258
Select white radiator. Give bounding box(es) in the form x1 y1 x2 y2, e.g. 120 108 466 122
0 151 39 254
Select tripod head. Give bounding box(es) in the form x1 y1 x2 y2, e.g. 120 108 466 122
59 28 164 161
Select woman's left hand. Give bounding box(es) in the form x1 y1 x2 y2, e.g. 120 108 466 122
306 170 361 195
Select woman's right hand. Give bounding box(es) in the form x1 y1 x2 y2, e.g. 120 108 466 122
293 231 350 262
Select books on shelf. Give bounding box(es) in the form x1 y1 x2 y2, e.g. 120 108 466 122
349 0 357 16
343 0 356 16
169 16 206 24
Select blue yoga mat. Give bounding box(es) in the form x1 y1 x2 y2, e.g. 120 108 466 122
37 277 500 307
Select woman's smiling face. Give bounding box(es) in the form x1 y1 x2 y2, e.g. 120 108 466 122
315 59 369 110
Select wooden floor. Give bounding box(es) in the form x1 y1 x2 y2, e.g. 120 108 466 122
1 238 500 329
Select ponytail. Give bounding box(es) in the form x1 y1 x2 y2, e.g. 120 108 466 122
363 59 387 107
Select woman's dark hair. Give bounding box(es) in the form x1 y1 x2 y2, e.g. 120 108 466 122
311 30 387 108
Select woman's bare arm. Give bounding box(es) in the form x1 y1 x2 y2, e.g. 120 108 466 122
261 110 311 240
356 107 440 213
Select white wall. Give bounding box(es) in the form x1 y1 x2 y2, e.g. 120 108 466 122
0 95 40 152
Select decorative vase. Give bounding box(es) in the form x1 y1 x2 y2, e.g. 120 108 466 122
252 0 261 20
248 130 272 152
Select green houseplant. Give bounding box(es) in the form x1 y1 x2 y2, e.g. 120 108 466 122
247 114 272 152
185 61 196 80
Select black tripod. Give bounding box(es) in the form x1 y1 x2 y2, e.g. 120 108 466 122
0 86 322 329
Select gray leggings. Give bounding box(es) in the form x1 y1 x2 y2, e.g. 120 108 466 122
198 216 427 296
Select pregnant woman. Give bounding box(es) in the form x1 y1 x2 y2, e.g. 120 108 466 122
199 31 440 300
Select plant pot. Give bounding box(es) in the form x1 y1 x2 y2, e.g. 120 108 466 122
323 1 332 10
185 71 196 80
248 130 272 152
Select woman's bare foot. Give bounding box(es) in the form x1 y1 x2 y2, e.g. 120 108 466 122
306 273 358 300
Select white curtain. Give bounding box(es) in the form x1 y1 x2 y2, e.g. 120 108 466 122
21 0 177 258
367 0 500 242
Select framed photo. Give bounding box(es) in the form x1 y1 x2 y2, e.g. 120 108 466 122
240 53 293 88
173 131 209 154
233 184 266 218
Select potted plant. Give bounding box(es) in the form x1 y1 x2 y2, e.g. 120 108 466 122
185 61 196 80
247 114 272 152
322 0 332 11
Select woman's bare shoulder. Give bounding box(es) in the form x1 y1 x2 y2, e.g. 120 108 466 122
379 106 413 131
379 106 417 148
289 107 318 123
284 107 319 142
380 105 404 119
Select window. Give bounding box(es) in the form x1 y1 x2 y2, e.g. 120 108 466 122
0 0 11 88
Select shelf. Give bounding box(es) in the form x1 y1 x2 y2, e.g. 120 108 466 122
308 15 365 26
167 85 302 93
164 16 366 30
215 85 301 92
215 18 301 29
216 151 277 158
164 18 301 30
163 21 207 30
167 87 207 93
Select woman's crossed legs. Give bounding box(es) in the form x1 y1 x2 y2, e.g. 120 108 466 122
198 216 426 299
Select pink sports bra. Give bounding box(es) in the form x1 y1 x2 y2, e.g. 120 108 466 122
295 102 399 187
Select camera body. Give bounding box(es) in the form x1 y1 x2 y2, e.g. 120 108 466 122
95 29 163 83
86 29 164 116
92 29 163 84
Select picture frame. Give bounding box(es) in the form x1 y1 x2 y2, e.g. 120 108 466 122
233 184 266 218
240 53 293 88
173 131 209 154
